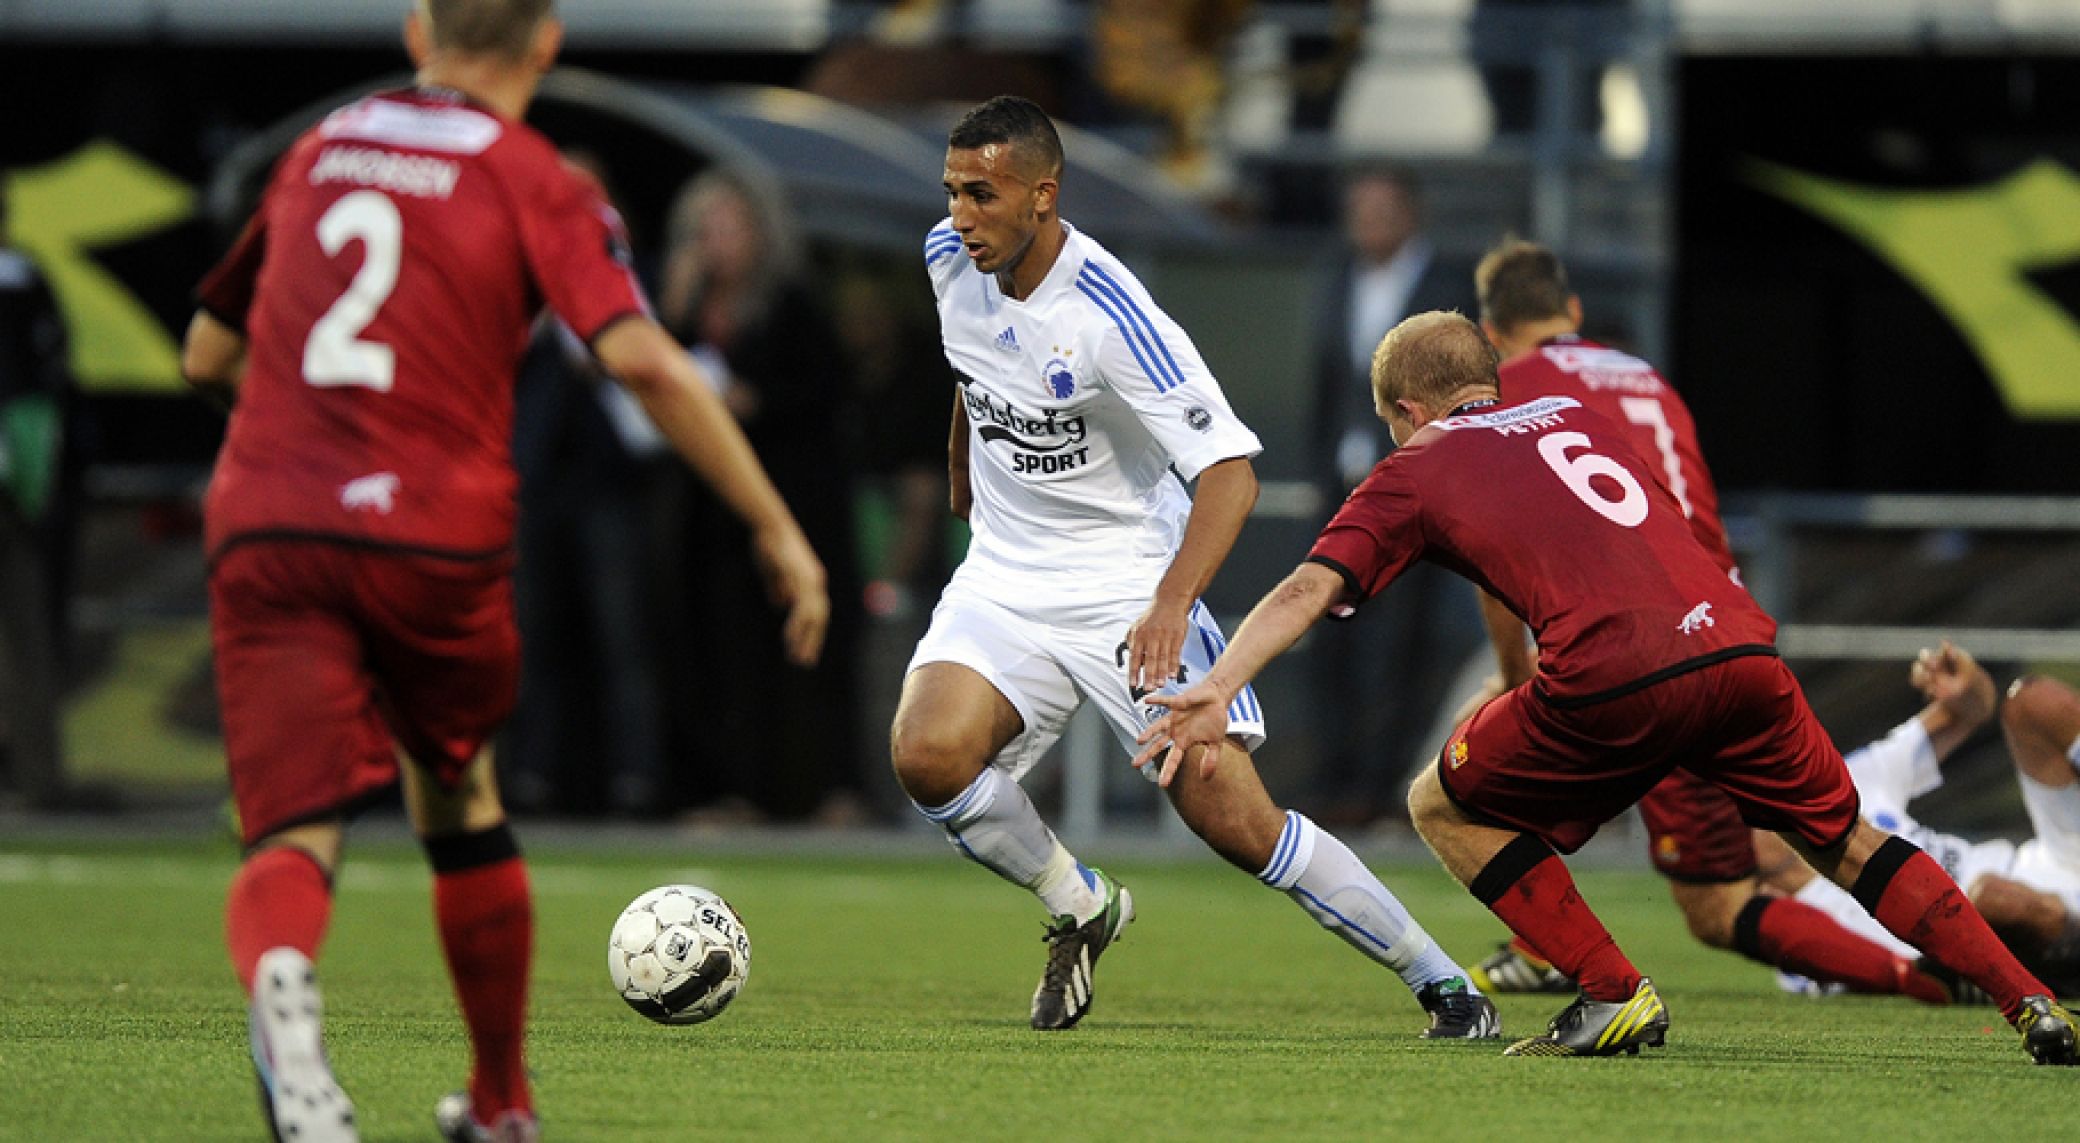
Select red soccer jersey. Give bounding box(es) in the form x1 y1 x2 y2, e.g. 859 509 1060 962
1499 335 1734 574
196 87 648 557
1309 395 1775 705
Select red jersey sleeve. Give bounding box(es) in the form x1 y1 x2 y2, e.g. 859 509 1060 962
512 157 649 344
1307 460 1427 615
196 211 268 332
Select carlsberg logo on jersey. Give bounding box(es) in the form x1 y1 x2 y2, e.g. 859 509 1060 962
963 385 1092 476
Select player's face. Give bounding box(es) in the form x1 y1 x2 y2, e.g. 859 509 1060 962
943 144 1051 278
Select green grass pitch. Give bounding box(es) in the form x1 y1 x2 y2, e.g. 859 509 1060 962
0 835 2062 1140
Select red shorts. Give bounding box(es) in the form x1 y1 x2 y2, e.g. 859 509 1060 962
1439 653 1858 856
210 539 518 846
1637 769 1758 883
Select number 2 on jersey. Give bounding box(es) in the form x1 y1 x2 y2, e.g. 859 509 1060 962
1536 431 1649 527
303 190 400 391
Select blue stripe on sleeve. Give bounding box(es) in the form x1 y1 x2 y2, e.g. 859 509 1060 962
1076 278 1169 392
1077 268 1184 392
1082 262 1188 390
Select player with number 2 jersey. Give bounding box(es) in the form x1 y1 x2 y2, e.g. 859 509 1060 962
197 85 646 559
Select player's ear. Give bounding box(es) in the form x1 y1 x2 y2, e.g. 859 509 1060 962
1032 175 1058 218
529 17 564 74
403 8 432 67
1566 294 1583 327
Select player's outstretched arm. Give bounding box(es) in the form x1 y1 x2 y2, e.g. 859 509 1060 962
1134 560 1340 787
179 311 246 410
1126 457 1257 692
1911 640 1998 762
594 316 830 666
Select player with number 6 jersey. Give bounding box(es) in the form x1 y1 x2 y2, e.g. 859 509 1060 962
1136 311 2076 1062
1465 239 1964 1010
180 4 829 1140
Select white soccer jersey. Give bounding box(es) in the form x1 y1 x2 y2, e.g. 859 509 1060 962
1848 719 2018 892
925 219 1261 592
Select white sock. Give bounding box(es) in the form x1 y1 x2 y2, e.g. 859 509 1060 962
915 768 1103 921
1259 811 1470 992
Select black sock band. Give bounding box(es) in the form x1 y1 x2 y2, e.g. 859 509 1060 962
1849 835 1923 915
423 822 521 874
1469 832 1557 907
1732 896 1774 964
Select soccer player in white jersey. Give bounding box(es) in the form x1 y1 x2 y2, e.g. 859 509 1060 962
1757 643 2080 998
890 95 1496 1036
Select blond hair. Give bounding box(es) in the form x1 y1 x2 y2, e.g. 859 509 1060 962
1370 310 1500 414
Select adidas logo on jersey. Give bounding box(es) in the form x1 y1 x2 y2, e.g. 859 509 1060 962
994 326 1020 353
340 472 401 514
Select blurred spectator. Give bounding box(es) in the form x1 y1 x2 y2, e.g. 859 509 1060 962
1303 166 1483 828
503 153 677 819
1471 0 1624 140
831 267 955 622
657 169 870 826
1090 0 1256 189
0 195 85 809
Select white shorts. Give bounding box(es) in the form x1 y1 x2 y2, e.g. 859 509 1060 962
2011 771 2080 916
906 570 1267 781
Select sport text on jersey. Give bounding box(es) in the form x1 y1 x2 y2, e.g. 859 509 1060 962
1541 344 1665 395
962 384 1092 476
1436 395 1581 435
309 147 461 200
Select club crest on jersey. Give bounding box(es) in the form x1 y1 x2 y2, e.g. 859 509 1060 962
340 472 401 514
1677 601 1715 635
1041 357 1077 400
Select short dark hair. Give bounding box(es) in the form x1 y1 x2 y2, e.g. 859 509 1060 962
421 0 554 59
948 95 1064 179
1476 238 1573 332
1371 310 1499 412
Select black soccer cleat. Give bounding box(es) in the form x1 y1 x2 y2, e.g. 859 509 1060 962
1416 976 1501 1039
2015 995 2080 1066
1504 977 1669 1058
1030 869 1134 1030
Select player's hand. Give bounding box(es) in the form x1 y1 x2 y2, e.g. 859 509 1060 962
1132 683 1229 788
1910 640 1996 732
1449 673 1508 730
1125 601 1190 695
751 524 830 667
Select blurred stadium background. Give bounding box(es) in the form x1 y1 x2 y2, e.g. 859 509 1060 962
4 0 2080 847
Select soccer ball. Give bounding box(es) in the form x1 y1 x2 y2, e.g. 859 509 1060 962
608 884 751 1024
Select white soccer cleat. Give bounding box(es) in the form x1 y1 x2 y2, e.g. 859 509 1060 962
436 1091 542 1143
249 947 357 1143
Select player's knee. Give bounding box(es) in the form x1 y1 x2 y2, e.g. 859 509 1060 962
1968 875 2039 929
2002 676 2080 776
889 720 983 802
1404 764 1449 830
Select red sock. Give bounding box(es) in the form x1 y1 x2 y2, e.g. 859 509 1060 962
1737 896 1947 1005
1472 836 1641 1001
1854 840 2048 1020
225 846 333 994
434 853 534 1120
